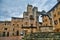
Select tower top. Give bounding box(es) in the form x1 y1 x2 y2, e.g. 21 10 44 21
27 4 32 7
57 0 60 2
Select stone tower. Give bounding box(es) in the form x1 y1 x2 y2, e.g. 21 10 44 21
23 5 38 33
26 4 38 27
33 7 38 26
27 4 33 15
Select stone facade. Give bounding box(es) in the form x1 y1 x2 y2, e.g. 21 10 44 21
47 1 60 32
0 0 60 37
0 5 41 37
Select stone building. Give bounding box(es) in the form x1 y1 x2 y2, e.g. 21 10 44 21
40 14 53 32
0 0 60 37
46 0 60 32
0 5 41 37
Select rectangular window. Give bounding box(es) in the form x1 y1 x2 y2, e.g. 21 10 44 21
13 33 14 36
54 14 56 17
30 15 34 20
13 28 14 31
17 24 19 26
54 20 58 25
26 13 28 16
59 18 60 23
22 24 23 27
43 20 44 22
46 24 47 26
45 19 47 21
5 23 6 25
30 24 33 28
16 31 19 36
4 28 7 30
58 12 60 15
7 32 9 36
13 24 14 26
25 22 27 25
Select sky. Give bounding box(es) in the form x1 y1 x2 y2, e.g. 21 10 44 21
0 0 57 22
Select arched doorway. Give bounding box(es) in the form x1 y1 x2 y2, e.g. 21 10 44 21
16 31 19 36
7 32 9 36
3 32 5 37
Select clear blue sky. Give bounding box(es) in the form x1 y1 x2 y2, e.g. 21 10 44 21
0 0 57 21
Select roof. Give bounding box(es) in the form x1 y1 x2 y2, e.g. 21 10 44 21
41 13 49 17
23 12 28 16
0 21 11 23
5 21 11 23
12 17 24 19
41 14 48 16
41 13 52 20
37 11 42 15
33 7 38 11
47 2 60 13
37 10 46 15
0 21 5 23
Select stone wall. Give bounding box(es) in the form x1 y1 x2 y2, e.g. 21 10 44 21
0 36 22 40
